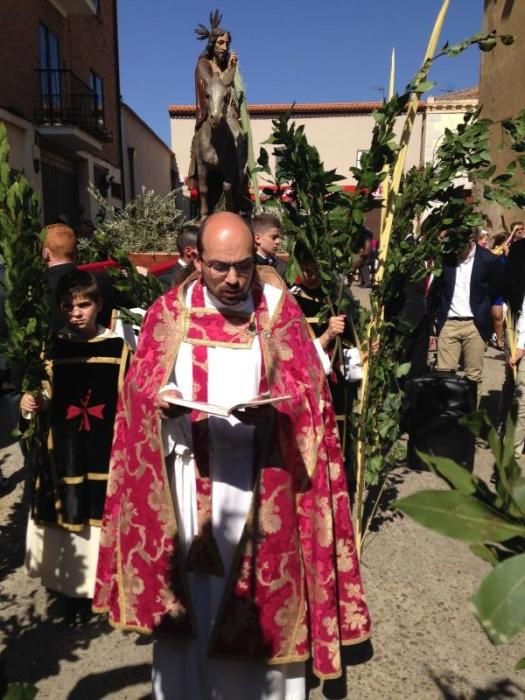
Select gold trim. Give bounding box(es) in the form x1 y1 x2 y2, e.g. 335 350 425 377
341 631 372 646
116 505 127 626
183 336 255 350
305 316 321 324
256 265 286 331
61 476 84 485
118 343 131 392
110 308 118 332
90 608 154 636
59 473 109 484
285 554 307 659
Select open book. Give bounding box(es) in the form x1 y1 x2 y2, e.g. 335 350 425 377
163 392 292 418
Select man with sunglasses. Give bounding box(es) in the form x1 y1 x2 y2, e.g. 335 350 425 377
94 212 370 700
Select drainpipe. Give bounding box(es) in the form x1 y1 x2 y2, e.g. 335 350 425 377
112 0 126 204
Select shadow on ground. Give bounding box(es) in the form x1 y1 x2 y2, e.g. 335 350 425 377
67 663 151 700
478 388 503 426
0 460 29 583
428 668 525 699
364 469 407 535
0 588 112 687
0 461 138 695
307 641 374 699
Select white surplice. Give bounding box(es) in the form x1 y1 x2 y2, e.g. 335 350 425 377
152 282 306 700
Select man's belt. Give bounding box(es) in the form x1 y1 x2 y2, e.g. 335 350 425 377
448 316 474 321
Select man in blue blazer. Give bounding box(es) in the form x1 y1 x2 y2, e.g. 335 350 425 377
434 230 503 387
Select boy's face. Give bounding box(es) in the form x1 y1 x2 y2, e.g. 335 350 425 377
60 293 101 337
300 262 321 291
255 227 281 256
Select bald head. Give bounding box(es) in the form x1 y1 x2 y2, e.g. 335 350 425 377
195 213 256 306
197 212 255 258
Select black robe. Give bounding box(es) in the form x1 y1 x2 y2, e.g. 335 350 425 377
32 331 130 530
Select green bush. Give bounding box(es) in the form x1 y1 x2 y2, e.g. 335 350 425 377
77 186 185 262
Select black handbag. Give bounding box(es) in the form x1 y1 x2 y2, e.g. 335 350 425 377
406 370 477 472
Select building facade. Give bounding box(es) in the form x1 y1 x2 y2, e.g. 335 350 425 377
479 0 525 228
169 93 477 232
121 103 176 202
0 0 123 228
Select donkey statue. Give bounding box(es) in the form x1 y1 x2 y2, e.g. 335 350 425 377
191 76 248 219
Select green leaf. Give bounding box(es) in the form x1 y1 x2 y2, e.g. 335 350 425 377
416 452 476 495
479 38 497 52
415 80 436 94
515 658 525 671
470 553 525 644
3 684 39 700
395 491 525 543
511 477 525 516
394 362 411 378
469 544 499 567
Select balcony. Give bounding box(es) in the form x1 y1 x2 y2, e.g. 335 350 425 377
35 69 113 152
48 0 98 16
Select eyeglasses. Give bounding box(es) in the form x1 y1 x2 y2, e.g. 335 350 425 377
201 258 255 276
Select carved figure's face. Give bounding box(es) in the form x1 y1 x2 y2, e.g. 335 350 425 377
213 33 230 62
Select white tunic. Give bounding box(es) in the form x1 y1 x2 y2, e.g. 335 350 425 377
152 282 306 700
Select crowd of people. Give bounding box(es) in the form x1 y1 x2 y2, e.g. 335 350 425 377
1 210 525 699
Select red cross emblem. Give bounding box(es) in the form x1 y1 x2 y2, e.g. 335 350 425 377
65 389 105 431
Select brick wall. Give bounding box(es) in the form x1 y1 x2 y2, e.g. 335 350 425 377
68 1 120 166
0 0 120 168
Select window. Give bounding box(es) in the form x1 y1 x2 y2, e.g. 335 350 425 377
90 71 104 122
356 150 369 168
39 23 61 109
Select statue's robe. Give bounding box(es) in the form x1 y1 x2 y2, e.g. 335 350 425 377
94 268 371 692
26 327 130 598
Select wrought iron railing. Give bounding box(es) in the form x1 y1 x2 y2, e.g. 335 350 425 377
35 69 113 143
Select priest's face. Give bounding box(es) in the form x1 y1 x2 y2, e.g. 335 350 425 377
196 213 256 306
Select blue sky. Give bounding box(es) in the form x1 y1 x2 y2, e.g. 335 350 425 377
117 0 484 147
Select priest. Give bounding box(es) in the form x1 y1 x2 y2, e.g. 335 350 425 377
94 212 371 700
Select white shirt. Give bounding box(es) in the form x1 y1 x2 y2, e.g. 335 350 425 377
517 296 525 349
448 245 476 318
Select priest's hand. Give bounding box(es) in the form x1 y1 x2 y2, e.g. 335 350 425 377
155 389 191 419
